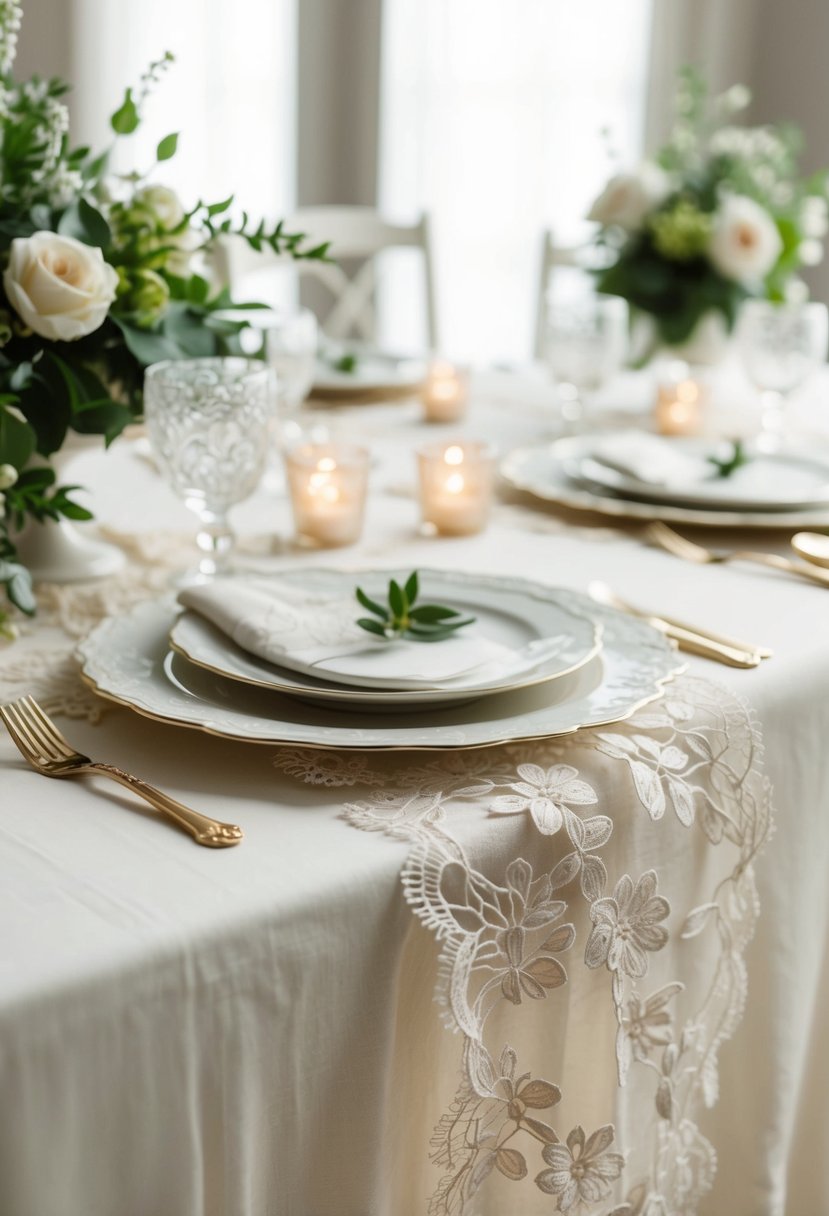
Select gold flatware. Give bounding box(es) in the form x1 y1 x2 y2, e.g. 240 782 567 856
588 582 767 668
645 520 829 588
791 531 829 570
0 696 243 848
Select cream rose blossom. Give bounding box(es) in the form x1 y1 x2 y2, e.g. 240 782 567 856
708 195 782 284
588 164 671 232
4 231 118 341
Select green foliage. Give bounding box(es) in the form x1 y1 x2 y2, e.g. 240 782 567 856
355 572 477 643
156 132 179 162
592 66 828 348
0 21 334 622
707 439 749 478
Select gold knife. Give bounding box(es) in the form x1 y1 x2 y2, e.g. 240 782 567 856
588 583 767 669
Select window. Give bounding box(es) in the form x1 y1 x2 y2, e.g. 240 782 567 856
72 0 296 224
378 0 653 361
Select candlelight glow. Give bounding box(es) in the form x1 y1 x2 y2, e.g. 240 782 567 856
444 446 464 465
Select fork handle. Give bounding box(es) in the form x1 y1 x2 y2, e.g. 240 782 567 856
731 551 829 587
90 764 243 848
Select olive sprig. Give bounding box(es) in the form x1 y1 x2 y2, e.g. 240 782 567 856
355 571 475 643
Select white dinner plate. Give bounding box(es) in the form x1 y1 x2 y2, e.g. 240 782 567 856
169 570 602 709
571 433 829 512
77 589 683 751
502 439 829 530
312 344 426 401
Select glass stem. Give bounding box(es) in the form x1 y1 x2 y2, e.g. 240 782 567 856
558 381 583 433
758 389 786 452
193 507 234 576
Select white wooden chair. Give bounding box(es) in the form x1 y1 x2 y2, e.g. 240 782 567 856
534 230 596 358
213 206 438 348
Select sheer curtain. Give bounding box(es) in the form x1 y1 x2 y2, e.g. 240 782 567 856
70 0 296 224
378 0 653 361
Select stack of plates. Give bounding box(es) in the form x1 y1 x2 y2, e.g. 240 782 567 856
502 431 829 529
312 345 426 402
76 569 683 751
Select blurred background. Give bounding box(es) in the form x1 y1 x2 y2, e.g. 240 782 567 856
18 0 829 363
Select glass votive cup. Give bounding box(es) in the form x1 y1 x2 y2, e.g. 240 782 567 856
421 360 470 423
654 362 709 436
417 440 495 537
284 444 370 547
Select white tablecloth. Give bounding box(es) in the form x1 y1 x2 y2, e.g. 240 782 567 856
2 372 829 1216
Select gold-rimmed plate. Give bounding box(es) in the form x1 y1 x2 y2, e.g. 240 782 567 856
168 570 603 710
76 585 683 751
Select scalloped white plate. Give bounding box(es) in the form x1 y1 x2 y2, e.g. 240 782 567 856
169 569 602 709
77 582 683 751
502 439 829 529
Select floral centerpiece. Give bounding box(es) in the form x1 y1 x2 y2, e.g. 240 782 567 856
0 1 327 637
588 69 829 362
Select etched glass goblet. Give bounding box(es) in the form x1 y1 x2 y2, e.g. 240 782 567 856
738 300 828 450
144 357 275 580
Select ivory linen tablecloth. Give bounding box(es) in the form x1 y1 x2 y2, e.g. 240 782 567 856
1 372 828 1216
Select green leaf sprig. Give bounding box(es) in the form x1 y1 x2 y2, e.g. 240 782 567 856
333 352 358 373
707 438 749 479
355 571 475 643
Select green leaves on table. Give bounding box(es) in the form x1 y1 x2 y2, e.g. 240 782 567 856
355 571 476 642
707 438 749 478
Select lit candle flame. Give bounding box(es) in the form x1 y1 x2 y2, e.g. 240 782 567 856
444 445 464 466
317 456 337 472
445 472 465 494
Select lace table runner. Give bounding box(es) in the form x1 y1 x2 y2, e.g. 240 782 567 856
0 538 772 1216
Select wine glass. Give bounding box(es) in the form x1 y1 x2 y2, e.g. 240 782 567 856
144 357 275 581
738 300 828 450
544 295 628 430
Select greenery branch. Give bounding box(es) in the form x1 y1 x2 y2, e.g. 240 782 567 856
355 571 476 642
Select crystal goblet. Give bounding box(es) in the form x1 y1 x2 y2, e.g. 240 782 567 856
144 357 275 580
738 299 828 450
545 295 628 431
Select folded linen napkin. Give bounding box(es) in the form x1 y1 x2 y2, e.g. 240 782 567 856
178 578 515 689
587 432 710 486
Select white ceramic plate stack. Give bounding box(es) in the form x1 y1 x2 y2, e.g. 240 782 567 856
502 430 829 529
76 569 683 751
312 344 426 402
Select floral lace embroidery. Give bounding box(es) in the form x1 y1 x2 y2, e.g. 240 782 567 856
279 673 771 1216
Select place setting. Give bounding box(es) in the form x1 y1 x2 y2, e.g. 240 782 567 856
76 566 686 750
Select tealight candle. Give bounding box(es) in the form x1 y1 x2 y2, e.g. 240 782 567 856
417 440 495 536
421 360 470 423
655 373 709 437
285 444 369 547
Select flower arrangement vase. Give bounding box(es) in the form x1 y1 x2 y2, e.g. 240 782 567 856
13 434 125 584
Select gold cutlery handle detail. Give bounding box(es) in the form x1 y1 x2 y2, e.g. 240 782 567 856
731 551 829 587
91 764 244 847
652 622 761 669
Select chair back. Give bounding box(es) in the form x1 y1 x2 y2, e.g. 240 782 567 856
213 206 437 347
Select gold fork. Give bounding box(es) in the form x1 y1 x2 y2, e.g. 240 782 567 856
0 696 243 848
645 521 829 588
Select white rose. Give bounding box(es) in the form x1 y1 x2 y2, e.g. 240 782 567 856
0 463 17 490
708 196 782 285
134 185 198 276
134 184 186 230
588 164 671 231
4 231 118 342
